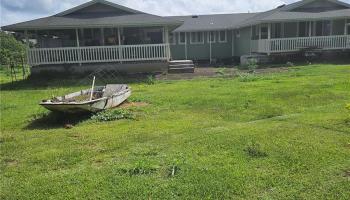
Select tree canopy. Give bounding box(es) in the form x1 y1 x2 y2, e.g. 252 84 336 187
0 31 26 66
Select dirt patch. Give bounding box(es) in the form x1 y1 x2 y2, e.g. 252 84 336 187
156 67 289 80
156 67 238 80
343 169 350 177
119 102 149 108
4 159 18 167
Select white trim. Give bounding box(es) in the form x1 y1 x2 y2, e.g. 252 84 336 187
207 31 216 43
178 32 186 45
169 32 176 45
56 0 143 17
190 32 204 44
218 30 227 43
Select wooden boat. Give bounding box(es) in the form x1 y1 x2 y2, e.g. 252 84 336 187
40 84 131 113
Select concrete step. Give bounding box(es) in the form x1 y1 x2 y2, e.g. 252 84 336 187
169 63 195 68
169 60 194 65
168 67 195 74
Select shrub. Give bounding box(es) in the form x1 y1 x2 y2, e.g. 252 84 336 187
237 73 260 82
146 75 156 85
91 109 134 122
346 104 350 111
0 31 26 65
247 58 258 73
286 62 295 67
216 68 226 76
244 142 268 158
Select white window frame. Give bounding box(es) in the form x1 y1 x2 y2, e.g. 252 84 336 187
178 32 186 45
218 30 227 43
207 31 216 43
169 32 176 45
190 32 204 44
236 30 241 38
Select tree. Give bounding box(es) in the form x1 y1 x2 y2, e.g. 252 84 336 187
0 31 26 66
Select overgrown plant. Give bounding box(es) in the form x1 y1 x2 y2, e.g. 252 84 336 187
146 75 156 85
91 109 135 122
247 58 258 73
244 141 268 158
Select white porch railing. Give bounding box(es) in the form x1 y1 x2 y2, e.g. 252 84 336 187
251 35 350 54
27 43 170 66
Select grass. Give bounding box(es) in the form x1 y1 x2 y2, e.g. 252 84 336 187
1 64 350 199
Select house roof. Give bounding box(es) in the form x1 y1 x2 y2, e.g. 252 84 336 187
168 13 257 32
2 0 182 31
2 0 350 32
236 0 350 28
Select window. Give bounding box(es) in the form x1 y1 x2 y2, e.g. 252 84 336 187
347 24 350 35
260 25 268 39
271 23 282 38
323 20 331 36
298 22 310 37
169 33 176 45
236 30 240 38
179 32 186 44
218 31 227 42
315 20 331 36
251 26 259 40
190 32 204 44
208 31 216 43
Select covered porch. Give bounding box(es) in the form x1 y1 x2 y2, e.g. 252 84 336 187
251 19 350 54
24 26 171 66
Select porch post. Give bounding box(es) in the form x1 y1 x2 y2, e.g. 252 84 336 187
117 27 123 63
76 29 82 66
258 24 261 40
75 29 80 47
209 31 212 63
185 32 188 60
231 30 235 57
309 21 312 37
24 30 30 48
250 26 253 54
267 23 271 55
164 26 171 61
345 19 348 35
100 28 105 46
24 30 30 65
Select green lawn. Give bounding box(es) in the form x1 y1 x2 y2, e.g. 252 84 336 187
1 65 350 199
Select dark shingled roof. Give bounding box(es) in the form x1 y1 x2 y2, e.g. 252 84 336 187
167 13 257 32
2 14 183 31
2 0 182 31
2 0 350 32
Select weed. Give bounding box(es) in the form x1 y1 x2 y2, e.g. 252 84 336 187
146 75 156 85
91 109 134 122
237 73 260 82
247 58 258 73
216 68 226 76
244 142 268 158
286 62 295 67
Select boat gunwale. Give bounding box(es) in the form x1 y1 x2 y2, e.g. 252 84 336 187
40 89 131 106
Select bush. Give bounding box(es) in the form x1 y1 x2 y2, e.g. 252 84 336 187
247 58 258 73
244 142 268 158
286 62 295 67
0 31 26 65
91 109 134 122
237 73 260 82
146 75 156 85
346 104 350 111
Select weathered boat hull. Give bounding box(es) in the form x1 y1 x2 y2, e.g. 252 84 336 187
40 85 131 113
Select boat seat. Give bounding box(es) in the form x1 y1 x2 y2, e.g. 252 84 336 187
103 84 128 97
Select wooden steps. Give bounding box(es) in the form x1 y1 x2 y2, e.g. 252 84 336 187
168 60 195 74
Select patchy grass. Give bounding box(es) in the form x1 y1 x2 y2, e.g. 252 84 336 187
1 64 350 199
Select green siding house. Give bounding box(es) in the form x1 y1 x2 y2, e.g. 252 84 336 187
2 0 350 71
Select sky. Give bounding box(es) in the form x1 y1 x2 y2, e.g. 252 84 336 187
1 0 350 26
